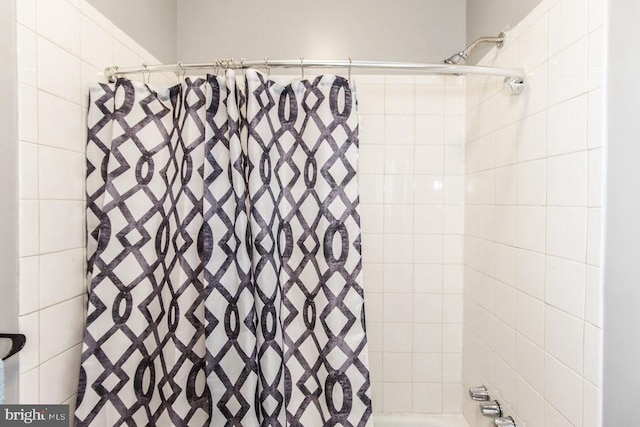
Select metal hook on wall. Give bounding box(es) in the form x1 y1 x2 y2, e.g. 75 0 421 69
0 333 26 361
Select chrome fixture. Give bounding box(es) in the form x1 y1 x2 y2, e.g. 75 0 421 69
480 400 502 417
468 385 490 401
504 77 525 95
103 58 525 90
495 416 517 427
444 32 506 65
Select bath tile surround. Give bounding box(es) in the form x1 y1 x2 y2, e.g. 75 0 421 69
12 0 605 426
15 0 468 413
462 0 605 426
358 75 466 414
15 0 174 406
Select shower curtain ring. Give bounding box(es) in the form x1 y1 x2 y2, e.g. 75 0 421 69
142 63 150 85
300 57 304 79
176 61 185 84
348 57 353 80
264 57 270 77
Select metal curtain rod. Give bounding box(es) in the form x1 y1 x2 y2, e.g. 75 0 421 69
104 59 526 94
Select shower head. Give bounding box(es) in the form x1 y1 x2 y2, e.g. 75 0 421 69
443 32 506 65
444 52 467 65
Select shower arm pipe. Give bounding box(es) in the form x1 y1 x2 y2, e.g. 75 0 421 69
463 34 505 57
104 59 526 93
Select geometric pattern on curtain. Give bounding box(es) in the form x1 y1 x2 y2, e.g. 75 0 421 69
75 69 371 427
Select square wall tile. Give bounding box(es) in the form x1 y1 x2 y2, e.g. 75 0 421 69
39 345 82 404
414 265 443 294
414 175 444 205
413 353 442 382
384 383 412 413
17 25 37 86
359 146 385 174
413 324 443 353
547 94 588 157
359 115 385 145
80 15 114 70
39 249 85 309
383 352 412 382
413 383 442 413
18 83 38 143
383 234 414 264
413 205 443 234
545 306 584 373
356 85 384 114
547 152 588 206
19 200 39 257
546 207 588 262
19 142 38 200
36 0 80 56
382 319 412 356
17 0 36 29
547 37 588 107
39 296 84 362
39 201 84 253
38 90 83 152
362 263 384 293
384 264 413 294
545 255 586 318
385 85 414 115
415 115 445 145
519 14 549 71
19 368 40 404
383 294 413 323
413 294 443 323
544 354 583 426
385 145 414 174
516 291 544 347
415 85 445 115
548 0 588 56
39 146 84 200
384 175 414 204
19 256 39 316
37 36 82 104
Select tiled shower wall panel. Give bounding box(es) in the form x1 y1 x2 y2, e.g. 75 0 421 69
15 0 469 411
357 75 466 414
16 0 173 405
462 0 605 426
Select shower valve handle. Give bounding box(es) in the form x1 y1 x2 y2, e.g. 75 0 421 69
468 385 490 401
480 400 502 417
495 416 517 427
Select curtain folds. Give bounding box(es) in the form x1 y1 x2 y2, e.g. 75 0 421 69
76 70 372 427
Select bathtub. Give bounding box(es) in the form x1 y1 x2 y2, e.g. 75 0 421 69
373 414 470 427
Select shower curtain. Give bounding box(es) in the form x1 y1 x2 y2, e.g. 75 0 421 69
75 70 372 427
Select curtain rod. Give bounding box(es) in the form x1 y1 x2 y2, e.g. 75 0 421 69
104 59 526 94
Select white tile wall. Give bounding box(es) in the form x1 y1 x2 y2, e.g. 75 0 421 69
15 0 173 406
15 0 604 422
358 74 466 414
463 0 605 426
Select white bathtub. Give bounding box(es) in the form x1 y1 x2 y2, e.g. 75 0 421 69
373 414 470 427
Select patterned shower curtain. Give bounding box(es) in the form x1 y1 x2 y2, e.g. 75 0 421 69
75 69 372 427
